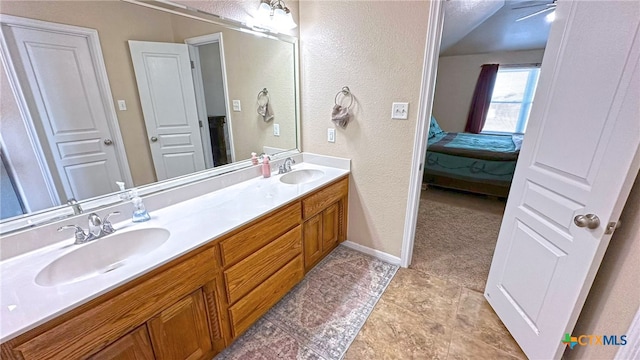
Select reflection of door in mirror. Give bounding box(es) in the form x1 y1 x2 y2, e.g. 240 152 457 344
129 37 234 180
0 16 132 214
129 40 207 181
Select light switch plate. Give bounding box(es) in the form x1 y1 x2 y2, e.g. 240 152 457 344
328 128 336 143
273 123 280 136
117 100 127 111
391 102 409 120
232 100 241 112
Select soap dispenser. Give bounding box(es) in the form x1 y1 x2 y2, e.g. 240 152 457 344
116 181 129 200
251 152 259 165
130 189 151 222
261 154 271 178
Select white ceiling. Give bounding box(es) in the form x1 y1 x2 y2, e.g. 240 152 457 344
440 0 552 56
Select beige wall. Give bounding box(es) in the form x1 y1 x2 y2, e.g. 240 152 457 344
567 173 640 359
432 49 545 132
299 1 430 257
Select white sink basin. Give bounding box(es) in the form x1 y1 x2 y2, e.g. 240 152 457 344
35 228 170 287
279 169 325 185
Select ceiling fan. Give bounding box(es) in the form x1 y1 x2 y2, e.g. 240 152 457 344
513 0 557 22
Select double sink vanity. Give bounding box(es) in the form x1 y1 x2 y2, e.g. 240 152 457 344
0 154 350 359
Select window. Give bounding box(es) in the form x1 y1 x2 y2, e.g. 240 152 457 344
482 67 541 134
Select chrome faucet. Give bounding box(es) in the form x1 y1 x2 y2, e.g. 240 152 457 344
58 211 120 244
278 157 296 174
67 198 83 215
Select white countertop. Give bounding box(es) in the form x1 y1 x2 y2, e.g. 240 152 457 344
0 160 349 342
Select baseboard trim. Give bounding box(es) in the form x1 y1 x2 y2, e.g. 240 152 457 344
341 241 401 266
616 306 640 360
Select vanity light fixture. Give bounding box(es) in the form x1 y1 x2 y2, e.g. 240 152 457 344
257 0 297 30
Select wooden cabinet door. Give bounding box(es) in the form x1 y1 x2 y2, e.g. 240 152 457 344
322 202 339 253
303 213 323 272
147 289 212 360
89 326 154 360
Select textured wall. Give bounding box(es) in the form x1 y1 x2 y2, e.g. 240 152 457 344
299 1 430 257
567 174 640 359
432 49 545 132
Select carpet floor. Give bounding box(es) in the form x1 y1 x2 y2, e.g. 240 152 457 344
215 246 398 360
411 187 506 292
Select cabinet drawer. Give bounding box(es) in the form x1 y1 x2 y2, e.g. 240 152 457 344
225 226 302 304
220 202 301 267
228 255 303 338
302 177 348 219
14 247 218 360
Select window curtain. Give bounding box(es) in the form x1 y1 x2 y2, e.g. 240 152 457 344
465 64 499 133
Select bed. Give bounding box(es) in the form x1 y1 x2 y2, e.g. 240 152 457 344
423 117 522 198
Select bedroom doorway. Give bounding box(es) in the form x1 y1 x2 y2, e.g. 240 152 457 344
406 0 550 291
404 1 640 359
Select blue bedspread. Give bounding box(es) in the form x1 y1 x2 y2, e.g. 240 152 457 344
424 132 520 187
428 132 520 161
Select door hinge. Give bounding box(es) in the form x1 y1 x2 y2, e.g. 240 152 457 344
199 120 203 128
419 162 423 171
190 60 195 69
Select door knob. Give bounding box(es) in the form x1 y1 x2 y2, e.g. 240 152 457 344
574 214 600 229
103 139 113 145
150 136 158 142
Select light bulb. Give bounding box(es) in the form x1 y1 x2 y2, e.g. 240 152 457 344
545 11 556 22
258 1 271 19
273 7 286 22
283 12 297 29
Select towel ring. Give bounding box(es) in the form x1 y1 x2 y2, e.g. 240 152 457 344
334 86 353 109
257 88 270 106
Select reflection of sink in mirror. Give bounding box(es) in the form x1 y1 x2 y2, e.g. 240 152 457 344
280 170 325 185
35 228 170 287
0 0 297 224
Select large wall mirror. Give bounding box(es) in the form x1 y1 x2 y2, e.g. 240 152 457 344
0 0 298 228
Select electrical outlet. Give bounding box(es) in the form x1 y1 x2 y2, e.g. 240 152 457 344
391 102 409 120
273 123 280 136
117 100 127 111
232 100 241 112
328 128 336 143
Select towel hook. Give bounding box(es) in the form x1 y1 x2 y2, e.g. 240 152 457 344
334 86 353 110
257 88 270 105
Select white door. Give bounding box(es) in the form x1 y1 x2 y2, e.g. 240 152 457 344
1 17 127 202
128 40 205 181
485 2 640 359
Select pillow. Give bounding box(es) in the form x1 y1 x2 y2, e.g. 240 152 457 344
428 116 445 138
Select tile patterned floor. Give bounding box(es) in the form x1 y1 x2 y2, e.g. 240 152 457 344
345 267 527 360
